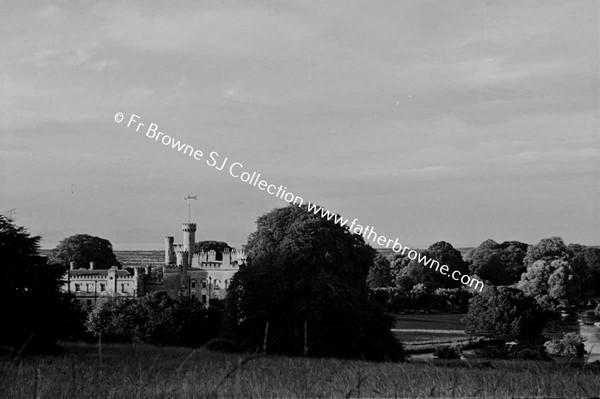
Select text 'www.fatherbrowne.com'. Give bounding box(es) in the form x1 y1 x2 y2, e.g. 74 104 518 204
114 112 484 292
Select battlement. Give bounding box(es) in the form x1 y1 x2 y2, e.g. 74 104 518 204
182 223 197 232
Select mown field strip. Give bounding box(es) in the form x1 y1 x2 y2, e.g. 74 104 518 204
391 329 465 334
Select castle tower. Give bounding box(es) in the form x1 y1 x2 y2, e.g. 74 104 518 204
165 236 175 265
182 223 196 266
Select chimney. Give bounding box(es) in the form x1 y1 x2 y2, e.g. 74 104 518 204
90 261 96 270
69 261 76 271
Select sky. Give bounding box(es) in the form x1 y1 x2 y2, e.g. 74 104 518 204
1 0 599 250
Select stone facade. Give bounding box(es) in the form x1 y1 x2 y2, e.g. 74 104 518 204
62 222 245 307
62 261 146 308
160 223 245 304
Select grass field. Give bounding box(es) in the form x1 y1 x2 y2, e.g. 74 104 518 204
393 313 466 331
393 330 465 342
1 343 599 398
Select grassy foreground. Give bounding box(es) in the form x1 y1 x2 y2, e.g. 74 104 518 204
1 343 599 398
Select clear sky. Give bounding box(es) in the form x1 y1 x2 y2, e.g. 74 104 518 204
1 0 598 250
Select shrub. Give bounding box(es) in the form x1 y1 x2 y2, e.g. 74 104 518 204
544 333 586 357
465 286 545 341
595 303 600 318
434 345 461 359
86 291 220 346
223 204 405 361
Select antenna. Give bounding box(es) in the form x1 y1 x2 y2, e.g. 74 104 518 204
184 195 197 222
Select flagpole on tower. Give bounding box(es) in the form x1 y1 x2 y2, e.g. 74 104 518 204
184 195 197 222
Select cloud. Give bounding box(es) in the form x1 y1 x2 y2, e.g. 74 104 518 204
99 3 318 57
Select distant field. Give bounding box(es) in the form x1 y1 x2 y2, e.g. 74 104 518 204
393 313 466 331
39 249 165 267
114 250 164 267
2 343 598 398
393 331 465 343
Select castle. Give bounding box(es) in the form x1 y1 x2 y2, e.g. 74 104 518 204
62 222 245 308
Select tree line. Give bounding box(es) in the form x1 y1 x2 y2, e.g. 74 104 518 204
2 206 598 360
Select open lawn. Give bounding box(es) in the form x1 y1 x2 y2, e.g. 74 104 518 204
1 343 599 398
392 330 465 343
393 313 466 331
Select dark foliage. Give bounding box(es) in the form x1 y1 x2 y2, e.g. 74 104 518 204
465 286 544 341
467 239 528 286
0 214 81 353
86 291 221 346
434 345 461 359
568 244 600 298
367 253 393 289
222 204 404 361
50 234 120 270
396 241 470 290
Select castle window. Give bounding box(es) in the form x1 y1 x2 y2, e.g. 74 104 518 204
191 280 196 289
201 281 207 288
74 284 80 292
121 284 125 293
100 283 106 292
86 284 90 293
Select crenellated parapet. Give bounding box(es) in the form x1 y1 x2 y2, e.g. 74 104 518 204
193 247 246 269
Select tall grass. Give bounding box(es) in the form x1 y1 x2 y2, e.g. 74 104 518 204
1 343 599 398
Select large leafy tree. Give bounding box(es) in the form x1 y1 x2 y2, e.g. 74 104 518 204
396 241 470 291
50 234 120 270
518 259 582 311
518 237 585 311
568 244 600 298
523 236 569 267
222 204 404 361
467 239 528 285
465 286 544 341
367 253 394 289
0 214 79 352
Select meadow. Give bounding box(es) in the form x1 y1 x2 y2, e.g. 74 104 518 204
1 343 599 398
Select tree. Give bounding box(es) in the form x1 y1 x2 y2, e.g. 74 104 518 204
0 214 78 352
222 204 404 361
396 241 470 290
518 260 582 312
518 237 585 311
523 237 569 267
86 291 219 346
568 244 600 298
465 286 544 341
367 253 393 289
467 239 527 285
50 234 120 270
196 240 232 253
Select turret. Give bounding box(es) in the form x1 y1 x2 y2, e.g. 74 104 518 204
176 250 189 268
182 223 196 266
165 236 175 265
